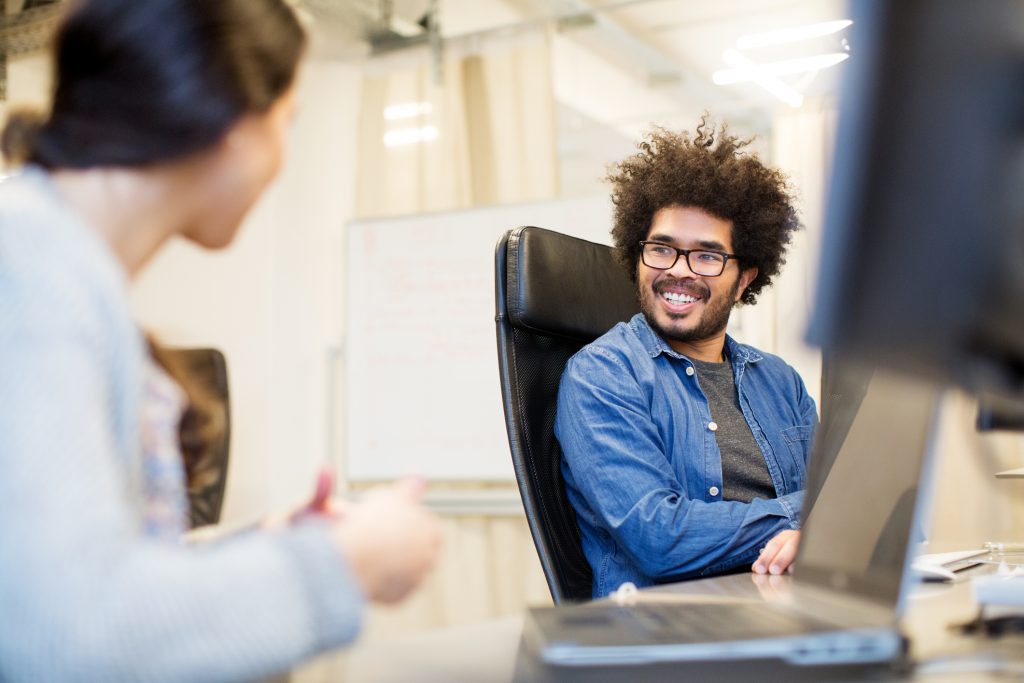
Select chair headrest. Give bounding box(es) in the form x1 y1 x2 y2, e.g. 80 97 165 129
503 226 639 342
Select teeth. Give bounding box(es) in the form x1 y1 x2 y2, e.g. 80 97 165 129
662 291 697 304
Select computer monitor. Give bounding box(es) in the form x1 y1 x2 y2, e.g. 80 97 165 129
807 0 1024 402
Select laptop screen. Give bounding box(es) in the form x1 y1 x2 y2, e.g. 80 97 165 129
795 358 942 605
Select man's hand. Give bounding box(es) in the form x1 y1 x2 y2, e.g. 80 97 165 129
752 530 801 575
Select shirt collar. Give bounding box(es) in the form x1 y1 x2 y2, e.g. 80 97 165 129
628 313 763 365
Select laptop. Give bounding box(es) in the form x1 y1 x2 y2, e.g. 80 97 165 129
524 360 942 667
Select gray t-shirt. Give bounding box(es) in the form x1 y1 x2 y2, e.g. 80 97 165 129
689 356 776 503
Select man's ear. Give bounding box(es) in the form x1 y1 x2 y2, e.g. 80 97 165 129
737 266 759 302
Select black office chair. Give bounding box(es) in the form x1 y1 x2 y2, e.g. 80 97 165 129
164 347 232 528
494 226 639 603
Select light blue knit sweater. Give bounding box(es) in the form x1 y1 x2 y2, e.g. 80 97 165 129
0 167 364 682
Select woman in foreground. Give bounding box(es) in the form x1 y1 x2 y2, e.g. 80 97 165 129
0 1 440 681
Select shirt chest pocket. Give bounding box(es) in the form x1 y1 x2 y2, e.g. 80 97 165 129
781 425 814 487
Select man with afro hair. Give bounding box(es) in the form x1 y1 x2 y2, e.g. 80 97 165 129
555 118 817 598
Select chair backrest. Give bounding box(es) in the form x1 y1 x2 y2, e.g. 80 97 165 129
494 226 639 603
164 347 232 528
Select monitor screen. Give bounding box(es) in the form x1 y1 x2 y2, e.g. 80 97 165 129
807 0 1024 401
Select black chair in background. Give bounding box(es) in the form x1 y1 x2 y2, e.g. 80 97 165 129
164 347 232 528
494 226 639 603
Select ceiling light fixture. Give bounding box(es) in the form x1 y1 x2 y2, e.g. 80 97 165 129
714 19 853 108
383 102 433 121
721 48 804 108
736 19 853 50
383 125 439 147
712 52 849 85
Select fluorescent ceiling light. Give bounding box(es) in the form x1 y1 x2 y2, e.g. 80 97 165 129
737 19 853 50
712 52 849 85
721 49 803 108
384 102 433 121
383 125 439 148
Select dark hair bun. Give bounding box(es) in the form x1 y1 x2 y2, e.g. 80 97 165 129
5 0 306 170
1 110 47 166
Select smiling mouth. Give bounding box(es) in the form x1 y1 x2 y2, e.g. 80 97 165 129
661 291 698 305
655 279 707 309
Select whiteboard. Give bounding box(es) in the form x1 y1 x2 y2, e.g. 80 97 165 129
344 196 613 481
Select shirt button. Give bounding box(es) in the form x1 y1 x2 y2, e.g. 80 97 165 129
708 421 718 432
685 366 695 376
709 486 720 496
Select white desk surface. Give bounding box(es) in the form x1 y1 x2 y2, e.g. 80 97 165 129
289 572 1024 683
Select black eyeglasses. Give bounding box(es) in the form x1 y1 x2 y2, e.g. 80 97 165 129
639 241 739 277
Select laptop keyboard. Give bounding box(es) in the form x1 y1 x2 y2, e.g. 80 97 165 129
610 602 833 643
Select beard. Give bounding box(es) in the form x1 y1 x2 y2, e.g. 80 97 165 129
639 275 740 345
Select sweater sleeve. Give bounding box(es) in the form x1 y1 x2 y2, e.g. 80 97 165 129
0 301 363 682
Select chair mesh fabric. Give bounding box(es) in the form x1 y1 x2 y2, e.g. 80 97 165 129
496 226 639 603
508 327 593 601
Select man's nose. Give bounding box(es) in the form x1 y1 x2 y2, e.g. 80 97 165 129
666 253 697 278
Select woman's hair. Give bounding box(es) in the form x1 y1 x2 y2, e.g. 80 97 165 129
1 0 307 169
607 116 801 306
149 341 228 526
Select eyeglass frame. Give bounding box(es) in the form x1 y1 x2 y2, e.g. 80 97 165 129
638 240 741 277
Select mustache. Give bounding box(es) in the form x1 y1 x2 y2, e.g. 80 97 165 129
653 278 710 301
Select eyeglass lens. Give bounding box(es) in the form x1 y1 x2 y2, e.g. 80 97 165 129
642 243 726 276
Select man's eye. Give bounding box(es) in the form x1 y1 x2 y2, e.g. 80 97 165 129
651 246 674 256
696 252 724 263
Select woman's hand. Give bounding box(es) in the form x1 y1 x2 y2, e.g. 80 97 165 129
331 478 441 604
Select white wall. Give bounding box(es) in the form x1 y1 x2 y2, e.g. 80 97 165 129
131 60 363 520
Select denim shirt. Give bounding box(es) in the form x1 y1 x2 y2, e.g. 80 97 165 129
555 314 817 598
